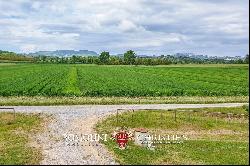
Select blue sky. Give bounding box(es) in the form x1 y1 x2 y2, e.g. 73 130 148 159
0 0 249 56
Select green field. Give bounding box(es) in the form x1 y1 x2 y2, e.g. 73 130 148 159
0 64 248 97
96 106 249 165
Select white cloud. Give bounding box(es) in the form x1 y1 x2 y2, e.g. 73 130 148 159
0 0 248 56
118 20 145 32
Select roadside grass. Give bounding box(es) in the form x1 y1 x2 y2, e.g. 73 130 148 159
182 106 249 114
95 106 249 165
102 139 248 165
0 112 44 165
0 96 248 106
99 109 248 131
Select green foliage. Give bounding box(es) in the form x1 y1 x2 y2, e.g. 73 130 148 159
0 50 33 62
99 51 110 64
124 50 136 65
31 51 248 65
0 64 248 97
0 50 247 65
62 67 81 95
242 105 249 112
245 54 249 64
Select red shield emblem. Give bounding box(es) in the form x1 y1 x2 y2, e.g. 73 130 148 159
112 130 131 149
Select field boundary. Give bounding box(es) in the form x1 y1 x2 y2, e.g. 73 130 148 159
0 96 248 106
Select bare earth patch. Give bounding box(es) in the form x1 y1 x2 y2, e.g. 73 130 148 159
37 113 117 165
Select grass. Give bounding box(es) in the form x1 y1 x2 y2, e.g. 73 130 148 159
95 106 249 165
0 96 248 106
0 63 248 97
104 140 248 165
0 112 44 165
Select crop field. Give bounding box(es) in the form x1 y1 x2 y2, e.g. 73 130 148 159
0 64 248 97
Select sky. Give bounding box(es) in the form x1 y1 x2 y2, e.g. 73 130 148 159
0 0 249 57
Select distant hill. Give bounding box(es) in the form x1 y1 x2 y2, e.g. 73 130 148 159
29 50 98 57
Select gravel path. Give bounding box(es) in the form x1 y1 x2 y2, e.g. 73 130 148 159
0 103 248 165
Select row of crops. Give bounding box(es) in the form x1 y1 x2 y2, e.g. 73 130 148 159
0 64 70 96
0 64 248 96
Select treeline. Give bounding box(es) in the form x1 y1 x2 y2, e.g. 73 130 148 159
34 50 249 65
1 50 249 65
0 50 33 62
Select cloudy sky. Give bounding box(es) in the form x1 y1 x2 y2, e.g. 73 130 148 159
0 0 249 56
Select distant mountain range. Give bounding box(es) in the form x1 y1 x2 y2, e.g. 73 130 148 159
29 50 98 57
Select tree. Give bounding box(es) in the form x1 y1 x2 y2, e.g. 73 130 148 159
124 50 136 65
71 55 77 63
99 51 110 64
236 59 244 64
109 56 121 65
244 54 249 64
